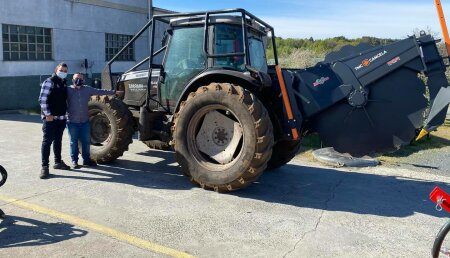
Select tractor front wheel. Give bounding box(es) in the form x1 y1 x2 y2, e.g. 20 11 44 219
172 83 273 192
87 96 134 163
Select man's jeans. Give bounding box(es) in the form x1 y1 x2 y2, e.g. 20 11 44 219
67 122 90 163
41 119 66 167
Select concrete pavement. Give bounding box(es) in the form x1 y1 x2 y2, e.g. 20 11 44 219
0 114 449 257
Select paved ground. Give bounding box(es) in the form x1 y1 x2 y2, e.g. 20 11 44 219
0 114 450 258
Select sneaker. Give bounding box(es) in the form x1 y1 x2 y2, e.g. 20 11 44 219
53 161 71 170
71 161 81 169
40 166 49 179
83 160 97 167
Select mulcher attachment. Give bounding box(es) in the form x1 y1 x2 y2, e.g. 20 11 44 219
285 34 449 157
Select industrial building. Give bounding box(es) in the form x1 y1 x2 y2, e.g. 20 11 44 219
0 0 172 110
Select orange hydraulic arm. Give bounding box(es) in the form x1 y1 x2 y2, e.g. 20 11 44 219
435 0 450 56
275 65 299 140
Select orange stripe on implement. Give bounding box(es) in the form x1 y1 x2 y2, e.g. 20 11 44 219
275 64 299 140
435 0 450 56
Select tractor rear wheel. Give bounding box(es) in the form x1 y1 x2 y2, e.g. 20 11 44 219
267 139 302 170
143 140 170 150
172 83 273 192
88 96 134 163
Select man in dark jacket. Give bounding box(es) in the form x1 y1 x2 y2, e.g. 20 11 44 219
38 63 71 179
67 72 123 168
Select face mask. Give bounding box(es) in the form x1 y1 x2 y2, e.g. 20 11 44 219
57 71 68 79
73 79 84 86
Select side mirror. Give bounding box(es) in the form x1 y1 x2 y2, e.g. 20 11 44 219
159 71 166 84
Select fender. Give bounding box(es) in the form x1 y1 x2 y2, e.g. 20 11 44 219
174 69 264 112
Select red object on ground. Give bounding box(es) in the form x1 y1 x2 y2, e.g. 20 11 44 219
430 187 450 213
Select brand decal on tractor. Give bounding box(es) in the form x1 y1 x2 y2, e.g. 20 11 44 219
354 50 388 71
128 84 146 91
313 77 330 87
387 56 401 66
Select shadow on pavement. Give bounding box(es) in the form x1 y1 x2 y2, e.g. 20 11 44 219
51 149 449 219
52 149 191 191
234 164 450 218
0 215 87 248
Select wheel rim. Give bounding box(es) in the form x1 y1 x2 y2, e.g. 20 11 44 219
187 105 244 171
89 108 112 148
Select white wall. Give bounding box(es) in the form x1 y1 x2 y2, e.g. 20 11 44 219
0 0 156 76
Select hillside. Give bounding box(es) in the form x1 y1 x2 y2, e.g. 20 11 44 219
268 36 396 68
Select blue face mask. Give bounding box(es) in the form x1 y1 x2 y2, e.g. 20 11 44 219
57 71 68 79
73 79 84 86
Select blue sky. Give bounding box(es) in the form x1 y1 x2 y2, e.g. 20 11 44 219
153 0 450 39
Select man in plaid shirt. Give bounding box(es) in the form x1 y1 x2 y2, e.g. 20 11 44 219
38 63 71 179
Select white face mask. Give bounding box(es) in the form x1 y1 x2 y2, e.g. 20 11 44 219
57 71 68 79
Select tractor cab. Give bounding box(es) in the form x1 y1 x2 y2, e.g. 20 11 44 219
161 15 270 106
102 9 279 113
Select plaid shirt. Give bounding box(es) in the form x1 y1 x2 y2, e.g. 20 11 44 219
38 79 66 120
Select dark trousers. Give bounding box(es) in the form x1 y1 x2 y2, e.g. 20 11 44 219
41 120 66 167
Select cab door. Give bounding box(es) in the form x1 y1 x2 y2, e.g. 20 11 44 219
160 27 206 110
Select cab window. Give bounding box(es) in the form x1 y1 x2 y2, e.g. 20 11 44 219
249 36 268 73
213 24 245 71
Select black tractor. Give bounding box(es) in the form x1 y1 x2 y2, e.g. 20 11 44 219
90 9 450 192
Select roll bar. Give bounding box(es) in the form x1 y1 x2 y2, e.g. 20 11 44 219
101 9 279 93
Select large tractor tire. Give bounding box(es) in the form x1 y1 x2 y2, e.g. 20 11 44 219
0 165 7 187
172 83 274 192
267 139 301 170
88 96 134 163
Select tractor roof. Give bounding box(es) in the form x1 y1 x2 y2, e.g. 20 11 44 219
152 9 272 34
169 15 267 33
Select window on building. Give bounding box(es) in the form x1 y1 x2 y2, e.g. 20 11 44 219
2 24 52 61
105 33 134 61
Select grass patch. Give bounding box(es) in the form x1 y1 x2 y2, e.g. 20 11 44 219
297 133 322 162
296 121 450 164
380 123 450 164
22 108 40 115
299 133 322 151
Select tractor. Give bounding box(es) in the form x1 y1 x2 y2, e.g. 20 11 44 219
88 8 450 192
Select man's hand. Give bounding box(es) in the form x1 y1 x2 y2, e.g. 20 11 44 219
45 115 54 122
115 91 125 97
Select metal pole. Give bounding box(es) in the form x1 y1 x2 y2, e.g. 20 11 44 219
148 0 153 55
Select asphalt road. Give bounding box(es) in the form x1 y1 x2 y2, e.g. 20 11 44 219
0 114 450 258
